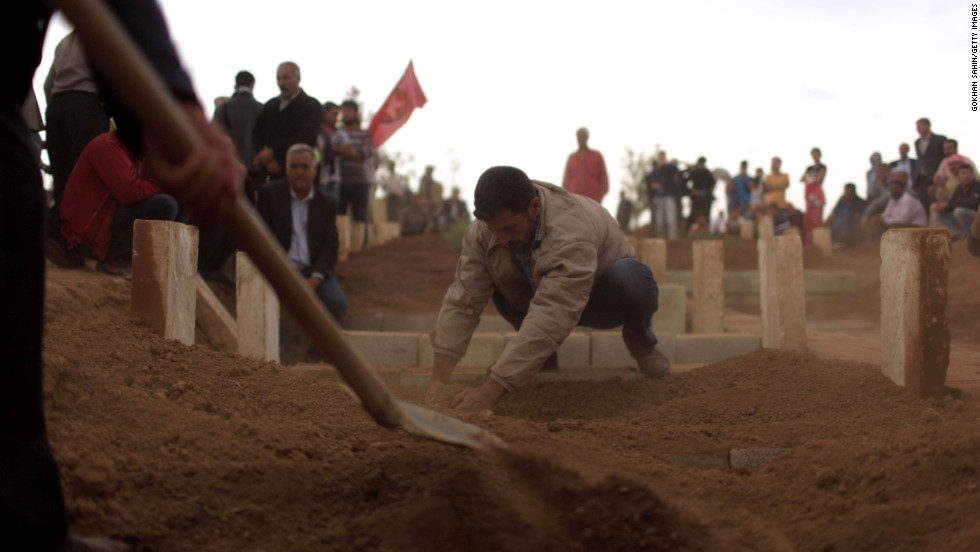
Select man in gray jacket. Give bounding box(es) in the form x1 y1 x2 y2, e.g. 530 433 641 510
426 166 670 412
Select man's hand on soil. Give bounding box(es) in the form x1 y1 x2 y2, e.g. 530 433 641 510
423 380 453 407
451 379 506 413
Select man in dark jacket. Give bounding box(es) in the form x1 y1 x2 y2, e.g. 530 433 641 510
825 183 867 248
212 70 262 169
684 157 715 231
251 62 322 184
256 143 346 325
913 117 947 204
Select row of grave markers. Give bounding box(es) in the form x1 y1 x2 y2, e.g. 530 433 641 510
626 217 951 398
129 214 951 399
129 211 402 364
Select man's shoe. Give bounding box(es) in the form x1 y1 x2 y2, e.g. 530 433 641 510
635 348 671 378
45 236 84 268
541 352 558 371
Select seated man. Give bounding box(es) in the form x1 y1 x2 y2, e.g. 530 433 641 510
866 177 928 238
825 183 867 249
257 143 347 329
59 130 180 276
932 164 980 240
425 166 669 412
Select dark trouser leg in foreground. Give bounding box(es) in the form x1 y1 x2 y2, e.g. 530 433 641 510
0 101 69 551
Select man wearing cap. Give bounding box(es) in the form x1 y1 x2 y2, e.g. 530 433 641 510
252 62 322 183
425 166 670 413
866 172 927 237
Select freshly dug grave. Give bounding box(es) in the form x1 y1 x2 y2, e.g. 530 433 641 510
44 261 980 551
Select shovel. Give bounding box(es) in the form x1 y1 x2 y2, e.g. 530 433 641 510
50 0 503 451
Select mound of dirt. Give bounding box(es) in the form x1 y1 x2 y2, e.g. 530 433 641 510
43 255 980 551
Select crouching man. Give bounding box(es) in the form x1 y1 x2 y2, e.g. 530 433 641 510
425 166 670 413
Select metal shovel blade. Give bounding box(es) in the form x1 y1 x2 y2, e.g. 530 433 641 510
397 400 505 450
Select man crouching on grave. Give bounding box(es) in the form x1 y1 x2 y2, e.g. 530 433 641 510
425 166 670 413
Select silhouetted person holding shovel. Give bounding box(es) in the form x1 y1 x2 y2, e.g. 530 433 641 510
2 2 240 550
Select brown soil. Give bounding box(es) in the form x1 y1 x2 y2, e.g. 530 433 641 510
43 234 980 551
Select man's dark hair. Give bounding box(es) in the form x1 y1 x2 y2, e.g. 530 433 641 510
946 138 958 149
473 166 535 220
340 99 359 111
697 156 706 164
916 117 931 126
323 101 338 111
844 182 856 191
235 70 255 87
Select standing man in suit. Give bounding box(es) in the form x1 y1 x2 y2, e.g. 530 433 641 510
256 143 347 327
201 70 264 283
252 62 322 184
914 117 947 210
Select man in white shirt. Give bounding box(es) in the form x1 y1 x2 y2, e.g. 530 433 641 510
867 176 927 237
256 143 347 325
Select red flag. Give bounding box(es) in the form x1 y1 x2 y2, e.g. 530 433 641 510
368 61 427 148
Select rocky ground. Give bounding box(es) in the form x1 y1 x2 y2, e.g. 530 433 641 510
42 233 980 551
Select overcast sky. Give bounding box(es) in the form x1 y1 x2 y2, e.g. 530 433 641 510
35 0 979 220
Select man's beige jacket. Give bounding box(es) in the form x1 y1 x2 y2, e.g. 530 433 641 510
431 181 633 391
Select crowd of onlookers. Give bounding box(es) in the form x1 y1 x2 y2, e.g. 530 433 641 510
39 44 477 363
41 44 469 280
616 117 979 250
38 29 978 290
